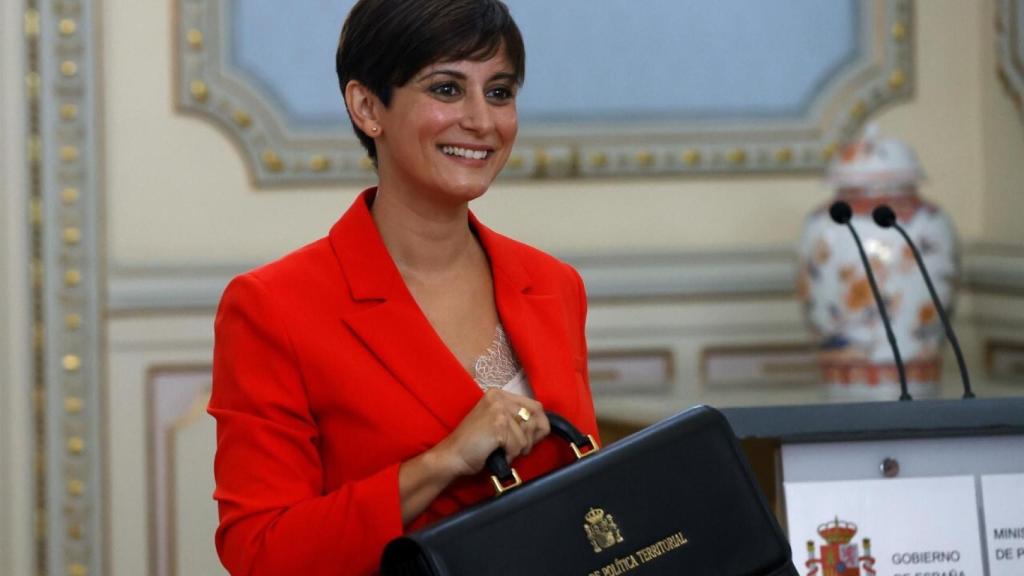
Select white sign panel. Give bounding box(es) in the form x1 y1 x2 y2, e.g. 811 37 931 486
981 474 1024 576
785 476 984 576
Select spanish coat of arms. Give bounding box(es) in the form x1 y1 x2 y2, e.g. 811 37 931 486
805 517 876 576
583 507 624 553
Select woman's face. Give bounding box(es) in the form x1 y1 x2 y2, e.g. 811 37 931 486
373 51 519 206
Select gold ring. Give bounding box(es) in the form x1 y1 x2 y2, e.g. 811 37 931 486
516 407 532 423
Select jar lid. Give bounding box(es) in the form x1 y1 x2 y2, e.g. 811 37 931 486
827 123 925 189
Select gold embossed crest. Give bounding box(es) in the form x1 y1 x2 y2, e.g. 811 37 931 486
584 507 624 553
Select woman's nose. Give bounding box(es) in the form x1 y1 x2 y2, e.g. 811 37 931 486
459 93 494 133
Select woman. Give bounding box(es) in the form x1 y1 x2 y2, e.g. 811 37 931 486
209 1 598 574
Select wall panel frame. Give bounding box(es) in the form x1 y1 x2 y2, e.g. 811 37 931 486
175 0 915 186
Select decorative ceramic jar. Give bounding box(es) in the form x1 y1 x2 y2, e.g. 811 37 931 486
798 125 959 400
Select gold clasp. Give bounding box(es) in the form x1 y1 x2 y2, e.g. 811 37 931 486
571 434 600 460
490 468 523 496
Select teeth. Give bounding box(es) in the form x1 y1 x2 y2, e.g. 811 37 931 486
442 146 489 160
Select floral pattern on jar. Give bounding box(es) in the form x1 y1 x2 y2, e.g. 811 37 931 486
798 126 959 400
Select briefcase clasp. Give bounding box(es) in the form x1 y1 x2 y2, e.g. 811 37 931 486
490 468 523 495
571 434 600 460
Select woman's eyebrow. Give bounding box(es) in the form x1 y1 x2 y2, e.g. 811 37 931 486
416 69 517 82
489 72 517 83
417 69 465 82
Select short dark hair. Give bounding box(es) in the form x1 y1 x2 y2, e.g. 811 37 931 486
336 0 525 162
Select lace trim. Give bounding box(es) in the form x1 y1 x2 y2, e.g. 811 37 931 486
473 324 526 390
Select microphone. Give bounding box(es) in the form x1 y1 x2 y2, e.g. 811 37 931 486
829 201 912 401
872 205 975 399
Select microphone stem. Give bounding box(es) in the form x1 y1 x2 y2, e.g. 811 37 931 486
846 223 912 401
892 223 974 399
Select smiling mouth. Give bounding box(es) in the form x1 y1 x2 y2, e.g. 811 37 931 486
440 145 491 160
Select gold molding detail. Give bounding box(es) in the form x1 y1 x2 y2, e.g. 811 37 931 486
174 0 915 185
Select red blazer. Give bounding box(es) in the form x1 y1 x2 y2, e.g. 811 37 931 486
209 189 598 575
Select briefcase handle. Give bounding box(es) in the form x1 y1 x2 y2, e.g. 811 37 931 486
486 412 599 496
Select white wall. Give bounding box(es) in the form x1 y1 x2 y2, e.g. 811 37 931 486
1 0 33 573
101 0 1021 268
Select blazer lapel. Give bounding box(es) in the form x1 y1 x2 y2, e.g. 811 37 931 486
473 216 577 412
332 190 482 431
330 190 578 431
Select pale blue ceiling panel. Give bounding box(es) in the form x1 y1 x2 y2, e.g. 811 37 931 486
230 0 353 128
228 0 858 125
509 0 859 122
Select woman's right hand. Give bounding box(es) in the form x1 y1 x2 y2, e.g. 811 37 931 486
398 390 550 524
432 389 550 478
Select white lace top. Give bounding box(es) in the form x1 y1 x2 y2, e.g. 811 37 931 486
472 324 534 398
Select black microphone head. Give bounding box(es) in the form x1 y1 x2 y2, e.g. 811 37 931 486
873 205 897 228
829 201 853 224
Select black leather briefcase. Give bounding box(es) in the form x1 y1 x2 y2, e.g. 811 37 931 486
380 405 798 576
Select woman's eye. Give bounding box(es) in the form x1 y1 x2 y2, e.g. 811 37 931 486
431 83 461 98
487 86 516 102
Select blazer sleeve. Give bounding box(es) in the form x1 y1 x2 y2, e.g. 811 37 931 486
209 272 402 576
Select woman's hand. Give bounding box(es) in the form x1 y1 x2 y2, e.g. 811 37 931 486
398 390 549 524
432 389 551 477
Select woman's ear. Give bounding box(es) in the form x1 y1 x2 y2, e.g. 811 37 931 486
344 80 383 137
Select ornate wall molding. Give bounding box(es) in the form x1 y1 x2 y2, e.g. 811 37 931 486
106 248 796 314
174 0 914 186
963 243 1024 295
998 0 1024 116
105 316 216 575
26 0 106 574
107 243 1024 314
